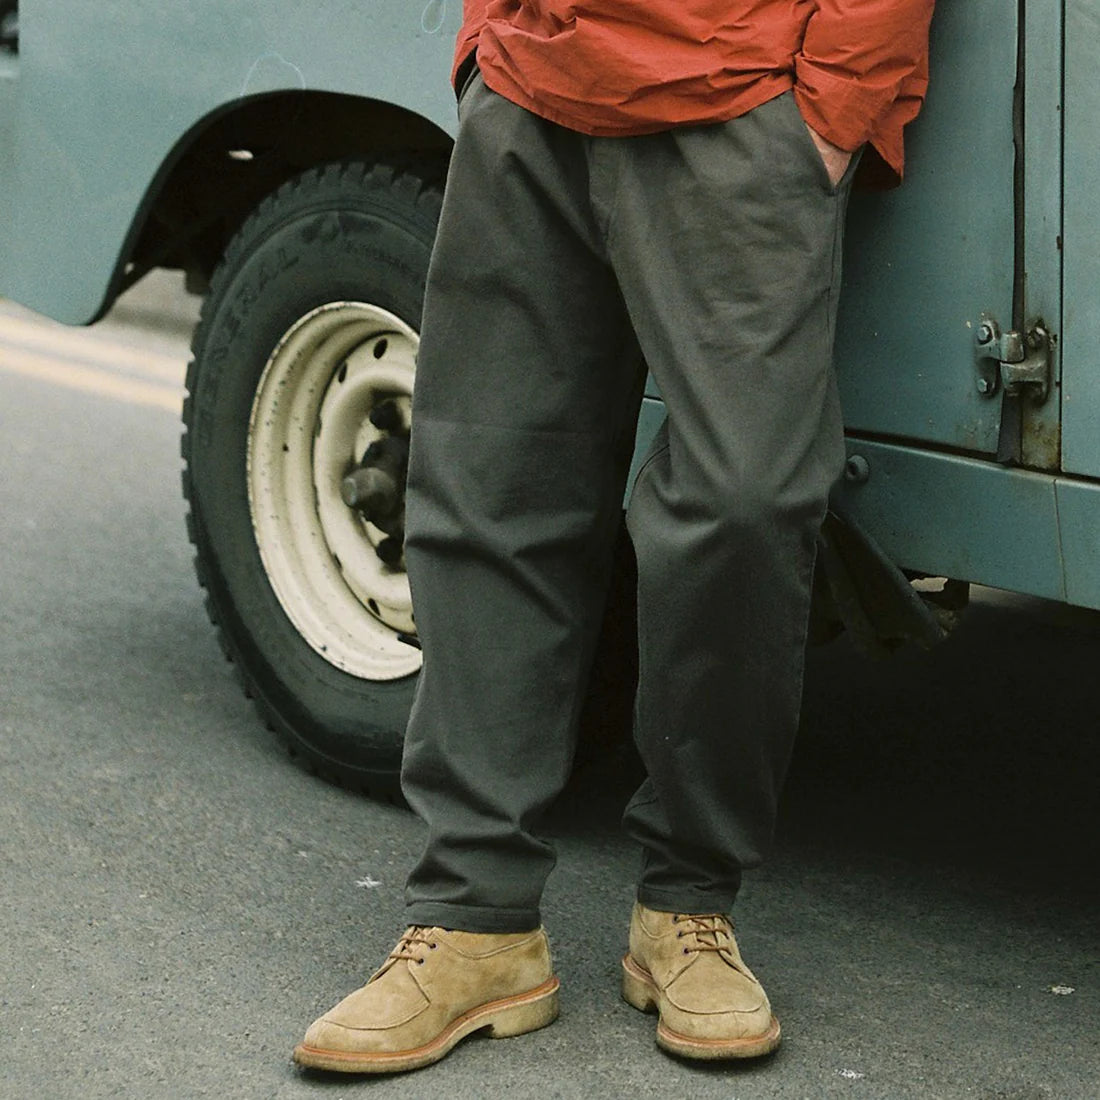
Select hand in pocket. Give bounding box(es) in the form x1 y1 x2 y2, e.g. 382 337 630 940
804 124 853 188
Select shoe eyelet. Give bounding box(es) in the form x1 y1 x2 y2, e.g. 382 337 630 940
682 947 689 955
418 958 425 965
676 932 683 938
429 943 437 950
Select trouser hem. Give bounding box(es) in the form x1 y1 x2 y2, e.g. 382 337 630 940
405 901 542 934
636 885 739 916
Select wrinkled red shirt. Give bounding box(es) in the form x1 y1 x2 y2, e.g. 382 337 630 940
454 0 934 183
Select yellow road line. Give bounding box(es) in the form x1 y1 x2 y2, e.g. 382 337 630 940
0 312 186 383
0 343 182 414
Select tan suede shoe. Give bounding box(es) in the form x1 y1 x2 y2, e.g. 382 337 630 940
294 926 559 1073
621 902 780 1060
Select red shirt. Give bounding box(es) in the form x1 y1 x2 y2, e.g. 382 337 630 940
454 1 934 183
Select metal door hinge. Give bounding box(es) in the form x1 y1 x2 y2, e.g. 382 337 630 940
974 314 1051 403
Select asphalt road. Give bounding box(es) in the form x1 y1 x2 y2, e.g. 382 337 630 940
1 275 1097 1100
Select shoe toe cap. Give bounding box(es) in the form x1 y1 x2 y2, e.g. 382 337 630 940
666 959 769 1015
299 976 430 1054
661 999 776 1043
301 1015 359 1054
662 961 775 1043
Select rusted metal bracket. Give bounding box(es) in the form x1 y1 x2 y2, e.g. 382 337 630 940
975 313 1051 403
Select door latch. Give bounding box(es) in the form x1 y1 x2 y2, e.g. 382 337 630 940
974 314 1051 403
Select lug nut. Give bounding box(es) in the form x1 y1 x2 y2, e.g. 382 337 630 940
341 467 398 517
376 537 404 566
369 400 404 433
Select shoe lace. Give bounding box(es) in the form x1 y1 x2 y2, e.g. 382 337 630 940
673 913 734 955
388 926 439 964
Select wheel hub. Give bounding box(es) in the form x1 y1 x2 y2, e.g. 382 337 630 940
247 302 421 680
340 399 410 566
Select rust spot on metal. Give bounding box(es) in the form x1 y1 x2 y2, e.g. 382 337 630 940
1022 414 1062 472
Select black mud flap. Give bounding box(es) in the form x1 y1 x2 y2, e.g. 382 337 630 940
810 506 962 657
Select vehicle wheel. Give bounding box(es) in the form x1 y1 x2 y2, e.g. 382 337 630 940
182 159 444 795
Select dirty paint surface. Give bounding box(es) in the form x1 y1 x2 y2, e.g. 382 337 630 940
1061 0 1100 477
835 2 1015 457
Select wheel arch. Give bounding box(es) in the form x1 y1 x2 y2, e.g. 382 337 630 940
105 90 452 312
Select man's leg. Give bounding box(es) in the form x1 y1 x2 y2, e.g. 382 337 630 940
295 78 644 1073
611 90 852 910
606 92 855 1059
399 77 645 933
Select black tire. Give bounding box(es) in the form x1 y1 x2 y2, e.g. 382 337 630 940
182 159 445 795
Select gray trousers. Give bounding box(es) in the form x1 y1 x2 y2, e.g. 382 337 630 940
401 74 853 932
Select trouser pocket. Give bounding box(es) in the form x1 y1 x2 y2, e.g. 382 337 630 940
772 89 861 197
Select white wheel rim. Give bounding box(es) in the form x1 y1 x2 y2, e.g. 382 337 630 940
247 301 421 680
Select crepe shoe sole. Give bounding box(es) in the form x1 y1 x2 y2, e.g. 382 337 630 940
293 975 560 1074
621 954 781 1060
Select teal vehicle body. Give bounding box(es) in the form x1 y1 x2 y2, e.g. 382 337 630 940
0 1 460 319
0 2 1093 787
835 0 1100 611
